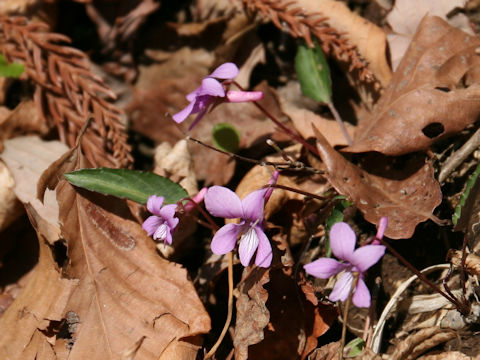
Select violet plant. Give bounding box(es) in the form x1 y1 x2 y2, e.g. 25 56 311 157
142 195 179 245
172 62 263 130
304 222 386 308
204 186 273 268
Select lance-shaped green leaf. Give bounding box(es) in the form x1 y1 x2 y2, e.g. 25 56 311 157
64 168 188 204
212 122 241 153
0 54 24 78
295 41 332 103
453 162 480 228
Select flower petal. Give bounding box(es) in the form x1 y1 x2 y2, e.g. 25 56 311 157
146 195 164 215
350 245 386 272
153 223 169 242
197 78 225 97
254 226 272 267
329 271 353 302
164 229 173 245
329 222 356 261
186 88 200 102
142 215 163 236
211 223 241 255
238 227 259 267
241 188 267 221
172 101 195 123
188 105 209 130
226 90 263 103
304 258 349 279
209 62 239 79
352 278 371 308
159 204 179 230
205 186 243 219
376 217 388 240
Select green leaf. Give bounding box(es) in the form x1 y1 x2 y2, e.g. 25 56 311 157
453 161 480 226
0 54 24 78
295 40 332 103
212 122 241 153
345 337 365 357
64 168 188 204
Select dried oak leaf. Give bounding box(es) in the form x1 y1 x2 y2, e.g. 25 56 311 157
36 147 210 359
314 126 442 239
234 235 336 360
346 16 480 155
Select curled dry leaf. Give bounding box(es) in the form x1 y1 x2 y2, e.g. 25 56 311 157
314 126 442 239
417 351 471 360
28 146 210 359
347 16 480 156
390 326 456 360
307 341 382 360
447 249 480 278
0 160 23 232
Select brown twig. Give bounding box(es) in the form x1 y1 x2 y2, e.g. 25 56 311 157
0 16 132 168
241 0 374 82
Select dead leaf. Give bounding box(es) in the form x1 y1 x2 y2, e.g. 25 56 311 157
307 341 383 360
347 16 480 156
0 160 22 231
387 0 469 70
314 126 442 239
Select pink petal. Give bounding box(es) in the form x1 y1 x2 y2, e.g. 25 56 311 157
159 204 179 230
164 229 173 245
329 222 356 261
350 245 386 272
146 195 164 215
241 188 267 221
186 88 200 102
304 258 349 279
209 62 239 79
254 227 272 267
376 217 388 240
211 223 241 255
153 223 169 242
352 278 371 308
172 101 195 123
197 78 225 97
142 215 163 236
226 90 263 103
329 271 353 302
205 186 243 219
238 227 259 267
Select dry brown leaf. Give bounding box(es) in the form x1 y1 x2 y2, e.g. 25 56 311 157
347 16 480 156
307 341 382 360
390 327 456 360
0 161 22 231
314 126 442 239
448 249 480 278
387 0 469 70
418 351 471 360
8 145 210 359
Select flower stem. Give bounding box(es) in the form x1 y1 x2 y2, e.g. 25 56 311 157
327 102 352 146
205 251 234 359
233 81 321 157
340 272 359 359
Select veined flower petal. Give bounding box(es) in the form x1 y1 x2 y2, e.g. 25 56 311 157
254 226 272 267
142 216 163 236
209 62 239 79
211 223 242 255
330 222 356 261
238 227 259 267
153 223 169 242
329 271 353 302
159 204 179 230
205 186 243 219
352 278 371 308
304 258 349 279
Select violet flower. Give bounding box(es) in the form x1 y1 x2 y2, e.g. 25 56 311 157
204 186 272 268
142 195 179 245
304 222 386 308
172 62 263 130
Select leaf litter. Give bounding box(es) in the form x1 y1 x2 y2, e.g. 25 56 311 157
2 1 480 359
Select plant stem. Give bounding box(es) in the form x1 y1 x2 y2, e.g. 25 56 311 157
327 102 352 146
205 251 234 359
340 273 359 359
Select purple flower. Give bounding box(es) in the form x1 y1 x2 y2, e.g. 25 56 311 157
304 222 386 308
142 195 179 245
172 62 263 130
204 186 272 268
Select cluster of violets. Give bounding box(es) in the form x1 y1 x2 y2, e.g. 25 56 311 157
141 62 388 308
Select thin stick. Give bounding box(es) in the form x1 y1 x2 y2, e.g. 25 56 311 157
263 183 329 201
205 251 234 359
327 102 352 146
340 273 359 359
